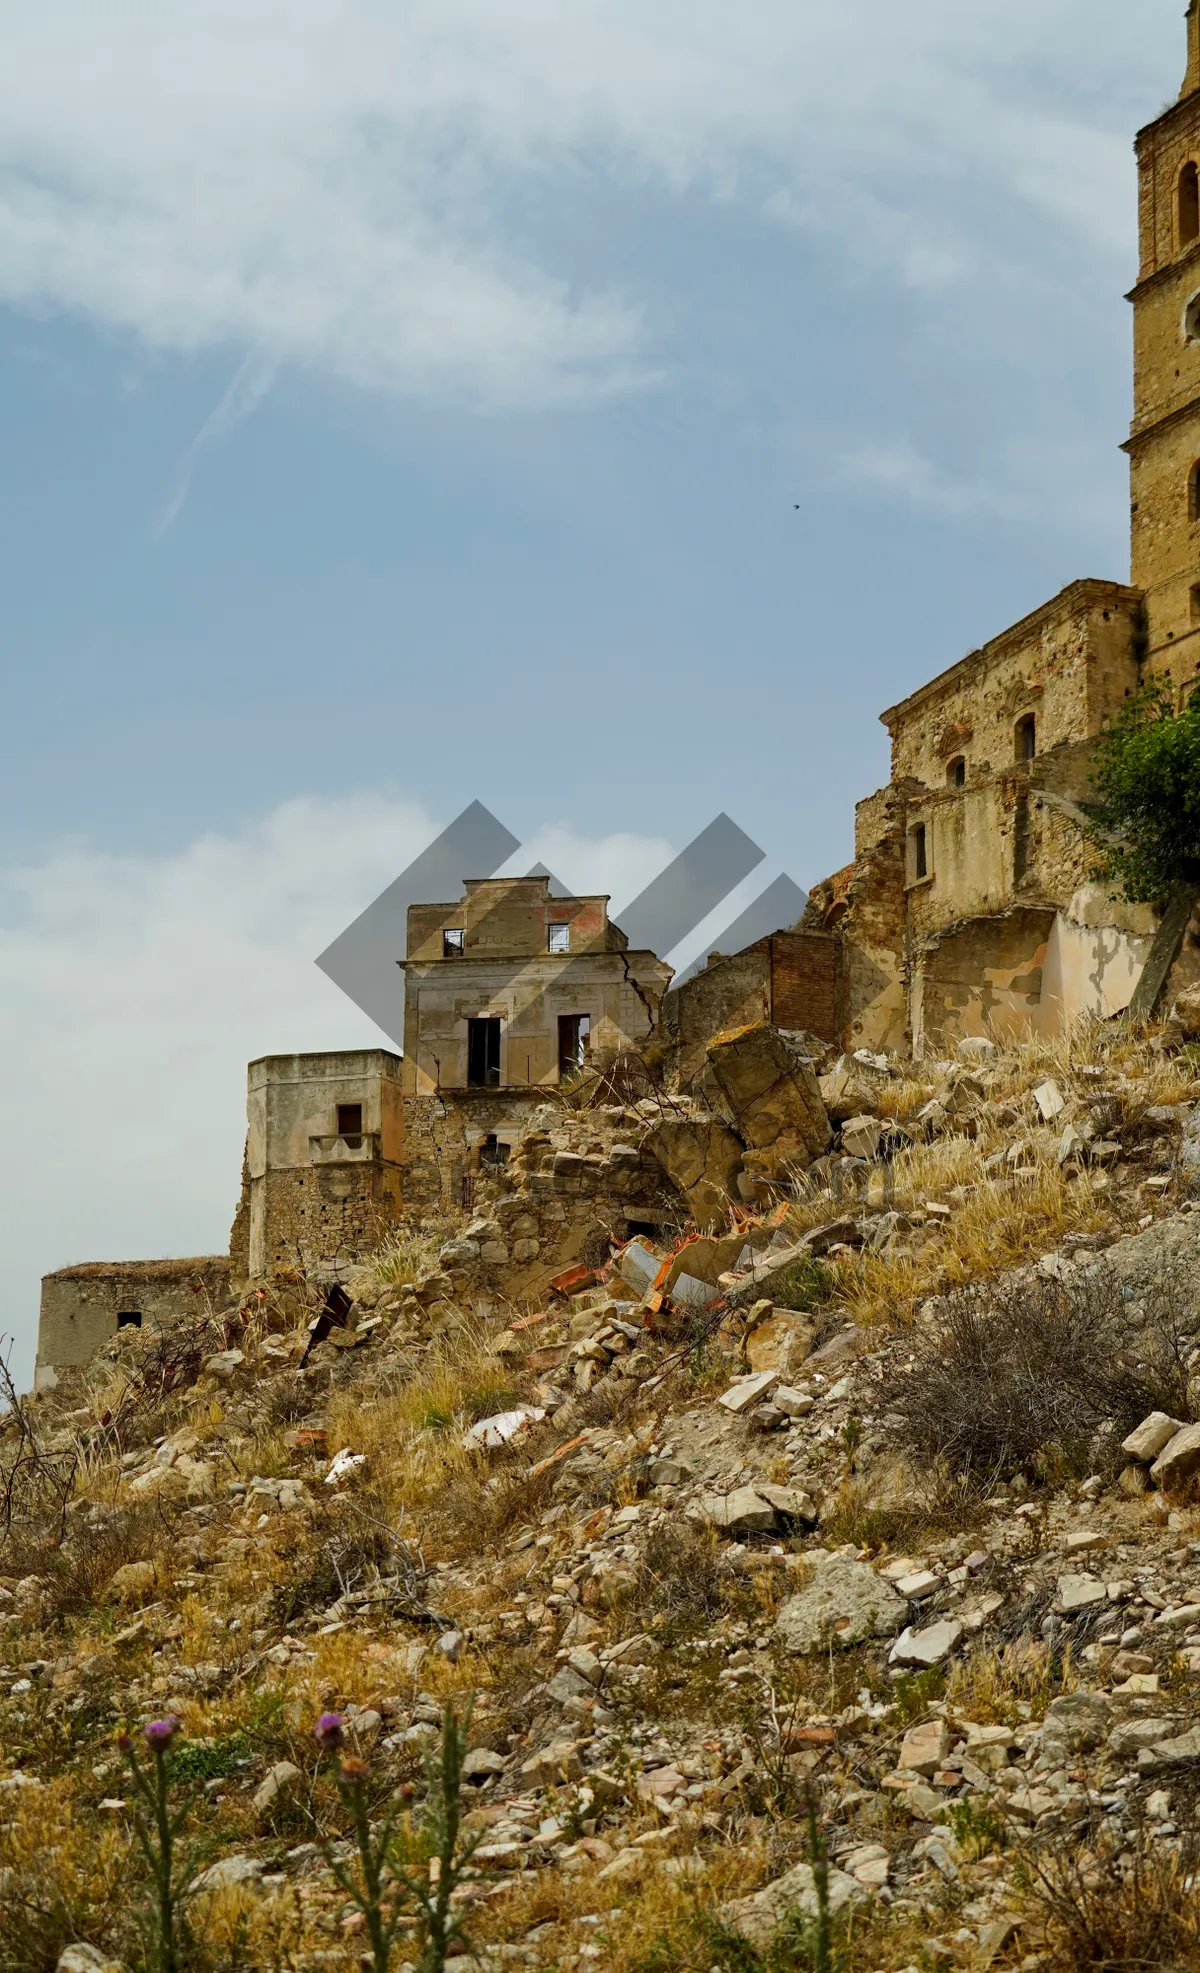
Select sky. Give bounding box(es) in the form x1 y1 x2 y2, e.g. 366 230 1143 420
0 0 1188 1384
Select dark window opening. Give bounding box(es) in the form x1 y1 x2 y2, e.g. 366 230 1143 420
1015 714 1036 762
480 1133 510 1166
467 1017 502 1088
910 825 928 882
1191 585 1200 624
1181 162 1200 248
443 928 465 956
336 1102 363 1147
117 1310 142 1330
1014 791 1032 884
1190 463 1200 524
548 922 571 954
947 756 966 788
627 1219 658 1239
558 1013 591 1080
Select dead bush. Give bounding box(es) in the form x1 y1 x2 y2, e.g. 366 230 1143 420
1018 1814 1200 1971
875 1269 1191 1486
637 1522 729 1638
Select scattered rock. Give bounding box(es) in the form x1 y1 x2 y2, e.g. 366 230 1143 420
775 1557 906 1654
720 1861 864 1949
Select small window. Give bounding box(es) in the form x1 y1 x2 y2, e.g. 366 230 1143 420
1191 586 1200 623
947 756 966 788
480 1133 510 1166
443 928 464 956
1190 462 1200 524
548 923 570 954
337 1102 363 1145
1181 162 1200 248
117 1310 142 1330
1015 714 1036 762
910 825 928 882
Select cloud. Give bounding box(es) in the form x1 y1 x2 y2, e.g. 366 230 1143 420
157 349 277 533
0 796 676 1388
0 0 1171 409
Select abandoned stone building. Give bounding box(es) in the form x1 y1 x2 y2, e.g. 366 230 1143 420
399 875 672 1095
802 7 1200 1056
658 929 843 1089
229 1049 406 1281
36 1258 232 1385
35 12 1200 1380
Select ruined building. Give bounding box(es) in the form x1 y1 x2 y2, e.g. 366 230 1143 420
400 875 671 1095
804 6 1200 1057
35 13 1200 1377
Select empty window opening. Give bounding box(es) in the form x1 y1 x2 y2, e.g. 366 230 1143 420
443 928 465 956
627 1219 658 1239
1181 162 1200 248
1015 714 1036 762
336 1102 363 1146
947 756 966 788
910 825 928 882
467 1016 502 1088
480 1133 510 1166
1186 293 1200 342
1191 585 1200 624
1014 791 1032 885
558 1013 591 1080
548 922 571 954
117 1310 142 1330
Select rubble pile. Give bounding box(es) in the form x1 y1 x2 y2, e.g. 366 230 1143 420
11 1023 1200 1971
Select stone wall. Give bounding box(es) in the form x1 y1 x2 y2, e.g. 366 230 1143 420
1130 70 1200 682
36 1257 231 1388
243 1051 406 1280
660 933 841 1088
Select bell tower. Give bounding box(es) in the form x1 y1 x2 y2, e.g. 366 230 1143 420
1126 2 1200 695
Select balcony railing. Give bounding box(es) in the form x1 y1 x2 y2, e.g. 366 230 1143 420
308 1132 380 1165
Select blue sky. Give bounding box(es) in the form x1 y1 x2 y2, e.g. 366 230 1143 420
0 0 1187 1380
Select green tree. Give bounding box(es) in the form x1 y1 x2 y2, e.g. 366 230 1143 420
1070 683 1200 1020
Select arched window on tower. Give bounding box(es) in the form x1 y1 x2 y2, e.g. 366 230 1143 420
1190 461 1200 524
1181 162 1200 248
1015 714 1036 763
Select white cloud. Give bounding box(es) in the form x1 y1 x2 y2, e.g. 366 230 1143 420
0 796 675 1389
0 0 1172 408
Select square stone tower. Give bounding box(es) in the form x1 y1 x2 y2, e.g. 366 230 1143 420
234 1050 405 1281
1127 1 1200 691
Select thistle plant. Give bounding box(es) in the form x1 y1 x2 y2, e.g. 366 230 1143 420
117 1716 197 1973
315 1700 483 1973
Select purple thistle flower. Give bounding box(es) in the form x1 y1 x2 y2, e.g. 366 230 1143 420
315 1711 346 1751
143 1717 181 1749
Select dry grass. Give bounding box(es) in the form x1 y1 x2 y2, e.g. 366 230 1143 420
946 1640 1071 1725
0 1777 131 1973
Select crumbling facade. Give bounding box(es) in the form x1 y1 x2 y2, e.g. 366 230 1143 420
659 930 842 1089
231 1050 406 1282
35 1257 231 1389
805 9 1200 1056
400 875 672 1095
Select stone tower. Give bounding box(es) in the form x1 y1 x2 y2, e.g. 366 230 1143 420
1127 2 1200 694
232 1050 405 1282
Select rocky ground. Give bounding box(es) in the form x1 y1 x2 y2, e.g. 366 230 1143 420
9 1020 1200 1971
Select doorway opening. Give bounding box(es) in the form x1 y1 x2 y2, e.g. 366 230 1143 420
467 1017 502 1088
